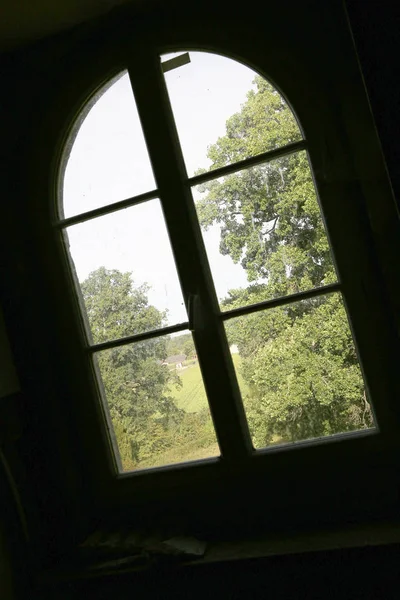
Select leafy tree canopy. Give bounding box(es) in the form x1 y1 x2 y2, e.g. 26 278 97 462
81 267 182 467
80 268 213 469
198 75 372 444
81 266 164 344
196 76 334 298
78 73 373 468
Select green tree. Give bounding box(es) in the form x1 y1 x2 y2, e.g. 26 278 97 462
81 267 183 468
81 267 163 344
228 295 373 448
198 76 372 444
166 333 196 360
197 78 334 298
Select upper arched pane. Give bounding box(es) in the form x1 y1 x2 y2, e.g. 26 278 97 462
60 71 155 219
161 52 302 177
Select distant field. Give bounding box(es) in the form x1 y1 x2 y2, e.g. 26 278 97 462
138 441 220 470
139 356 255 469
170 353 249 413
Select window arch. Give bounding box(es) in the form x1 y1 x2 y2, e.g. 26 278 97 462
56 50 377 474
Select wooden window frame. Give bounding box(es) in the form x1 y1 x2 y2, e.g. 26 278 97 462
23 6 400 536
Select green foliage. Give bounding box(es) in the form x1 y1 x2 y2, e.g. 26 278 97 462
206 76 302 168
228 294 372 447
81 267 164 344
166 333 196 359
199 75 373 445
81 74 374 468
81 267 216 470
196 77 334 299
81 268 181 468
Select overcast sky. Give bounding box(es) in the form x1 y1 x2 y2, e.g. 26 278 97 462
63 52 260 326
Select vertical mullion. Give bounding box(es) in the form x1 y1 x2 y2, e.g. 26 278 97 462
127 51 252 462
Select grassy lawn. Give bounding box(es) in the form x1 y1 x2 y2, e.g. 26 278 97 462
134 354 252 470
129 357 285 471
138 441 220 470
169 353 249 413
135 355 285 470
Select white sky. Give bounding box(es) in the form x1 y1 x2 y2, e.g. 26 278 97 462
63 52 259 326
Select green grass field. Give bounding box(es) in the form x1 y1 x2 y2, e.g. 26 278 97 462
170 353 249 413
138 441 220 470
137 355 256 469
133 355 281 470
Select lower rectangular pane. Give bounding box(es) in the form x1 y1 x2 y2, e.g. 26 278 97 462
224 292 375 449
94 331 219 471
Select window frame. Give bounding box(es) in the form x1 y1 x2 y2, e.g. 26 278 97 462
23 9 400 534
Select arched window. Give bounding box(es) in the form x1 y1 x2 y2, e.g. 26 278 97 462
57 51 376 473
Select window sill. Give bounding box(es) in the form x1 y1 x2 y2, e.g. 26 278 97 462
37 519 400 587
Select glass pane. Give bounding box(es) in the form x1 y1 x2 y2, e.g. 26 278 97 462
95 332 219 471
61 71 155 219
193 150 336 310
64 200 187 344
162 51 302 177
224 293 375 449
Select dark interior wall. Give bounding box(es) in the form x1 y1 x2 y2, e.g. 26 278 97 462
0 527 15 600
42 543 400 600
0 0 399 597
0 443 29 600
345 0 400 208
